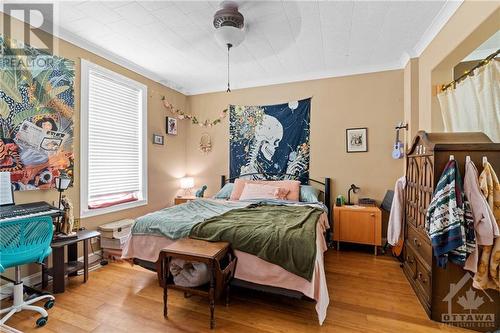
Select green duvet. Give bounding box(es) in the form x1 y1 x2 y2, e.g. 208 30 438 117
132 199 324 281
190 204 323 281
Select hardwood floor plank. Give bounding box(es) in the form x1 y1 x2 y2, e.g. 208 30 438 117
2 249 476 332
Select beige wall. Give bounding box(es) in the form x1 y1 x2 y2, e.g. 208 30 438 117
404 58 419 146
416 1 500 131
186 70 405 205
0 14 187 229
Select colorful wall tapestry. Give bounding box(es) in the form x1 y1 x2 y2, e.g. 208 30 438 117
0 36 75 190
229 98 311 183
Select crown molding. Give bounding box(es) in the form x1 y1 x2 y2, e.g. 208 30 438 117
0 8 188 95
2 1 464 97
411 0 464 57
186 61 404 95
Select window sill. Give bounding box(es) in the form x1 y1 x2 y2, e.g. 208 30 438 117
80 199 147 218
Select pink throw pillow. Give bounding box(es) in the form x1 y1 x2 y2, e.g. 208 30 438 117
230 179 301 201
239 183 290 201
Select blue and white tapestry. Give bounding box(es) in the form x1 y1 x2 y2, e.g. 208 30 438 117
229 98 311 183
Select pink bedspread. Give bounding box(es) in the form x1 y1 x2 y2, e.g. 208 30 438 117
122 213 330 324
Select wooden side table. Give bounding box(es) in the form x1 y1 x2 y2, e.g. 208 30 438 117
333 205 382 255
42 230 100 293
158 238 237 329
174 196 196 205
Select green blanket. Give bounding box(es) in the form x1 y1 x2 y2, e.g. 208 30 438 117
190 204 323 281
132 199 250 239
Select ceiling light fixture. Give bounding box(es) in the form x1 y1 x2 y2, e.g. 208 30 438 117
213 1 245 92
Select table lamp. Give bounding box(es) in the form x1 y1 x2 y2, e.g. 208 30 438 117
347 184 360 205
54 172 71 233
180 177 194 197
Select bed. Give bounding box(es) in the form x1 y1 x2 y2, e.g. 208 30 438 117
122 174 331 324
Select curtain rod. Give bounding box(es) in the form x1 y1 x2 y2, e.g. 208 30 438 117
440 48 499 92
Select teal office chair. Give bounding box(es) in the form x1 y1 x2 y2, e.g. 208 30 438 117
0 216 55 328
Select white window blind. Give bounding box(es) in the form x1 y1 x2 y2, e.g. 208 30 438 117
80 60 147 217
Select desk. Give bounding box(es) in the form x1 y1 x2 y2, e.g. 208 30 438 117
42 230 100 293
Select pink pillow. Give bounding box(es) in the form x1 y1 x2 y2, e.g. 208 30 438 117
230 179 301 201
239 183 290 201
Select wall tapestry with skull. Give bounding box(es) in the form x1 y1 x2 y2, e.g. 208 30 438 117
229 98 310 183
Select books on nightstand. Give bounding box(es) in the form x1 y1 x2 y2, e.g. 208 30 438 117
98 219 134 260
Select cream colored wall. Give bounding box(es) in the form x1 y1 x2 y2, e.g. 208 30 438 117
1 14 187 232
1 14 187 279
403 58 419 148
185 70 405 205
416 1 500 131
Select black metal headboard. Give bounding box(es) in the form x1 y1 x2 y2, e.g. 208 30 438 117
220 173 331 219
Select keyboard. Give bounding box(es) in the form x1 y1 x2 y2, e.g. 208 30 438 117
0 202 63 222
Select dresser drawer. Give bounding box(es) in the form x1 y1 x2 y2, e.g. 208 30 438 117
407 224 432 264
402 242 417 279
415 257 432 303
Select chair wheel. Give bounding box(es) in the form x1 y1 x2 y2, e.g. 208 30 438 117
36 316 48 327
44 299 55 309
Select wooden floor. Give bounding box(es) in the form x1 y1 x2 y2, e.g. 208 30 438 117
3 249 472 333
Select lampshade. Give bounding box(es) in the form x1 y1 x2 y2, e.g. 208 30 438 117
180 177 194 190
350 184 360 193
55 175 71 191
214 25 245 48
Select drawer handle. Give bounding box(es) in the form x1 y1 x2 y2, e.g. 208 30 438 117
413 238 421 247
370 213 375 217
406 255 414 264
418 272 428 284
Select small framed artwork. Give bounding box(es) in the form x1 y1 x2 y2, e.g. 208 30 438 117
166 117 178 135
153 134 164 145
346 127 368 153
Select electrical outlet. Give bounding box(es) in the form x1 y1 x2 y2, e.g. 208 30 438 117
91 237 98 244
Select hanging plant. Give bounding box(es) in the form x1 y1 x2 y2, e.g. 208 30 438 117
162 96 227 128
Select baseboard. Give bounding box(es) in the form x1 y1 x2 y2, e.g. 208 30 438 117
0 251 101 300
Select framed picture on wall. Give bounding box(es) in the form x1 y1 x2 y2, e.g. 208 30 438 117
346 127 368 153
166 117 178 135
153 134 164 145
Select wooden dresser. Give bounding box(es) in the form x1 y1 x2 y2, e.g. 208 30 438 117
403 131 499 331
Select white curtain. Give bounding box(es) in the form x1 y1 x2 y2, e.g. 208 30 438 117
437 59 500 142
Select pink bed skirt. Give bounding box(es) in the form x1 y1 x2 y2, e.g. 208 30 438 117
122 213 330 325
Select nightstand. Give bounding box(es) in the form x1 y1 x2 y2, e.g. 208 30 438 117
174 197 196 205
333 205 382 255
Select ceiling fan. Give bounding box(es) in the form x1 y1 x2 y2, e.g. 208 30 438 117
213 1 245 92
211 1 301 92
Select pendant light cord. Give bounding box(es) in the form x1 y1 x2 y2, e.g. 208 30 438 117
227 43 232 93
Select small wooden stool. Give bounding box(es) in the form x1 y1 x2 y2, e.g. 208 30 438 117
157 239 237 329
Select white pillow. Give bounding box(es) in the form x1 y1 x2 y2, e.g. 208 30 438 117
239 183 289 200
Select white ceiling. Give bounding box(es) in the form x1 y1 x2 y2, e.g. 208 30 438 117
49 0 462 95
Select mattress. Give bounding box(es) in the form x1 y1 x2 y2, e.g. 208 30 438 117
122 199 330 324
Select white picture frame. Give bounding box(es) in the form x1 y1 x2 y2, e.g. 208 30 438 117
166 117 178 135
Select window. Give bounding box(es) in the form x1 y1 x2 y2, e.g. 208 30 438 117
80 59 147 217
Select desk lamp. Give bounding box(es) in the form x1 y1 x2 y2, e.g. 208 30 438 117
347 184 360 205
